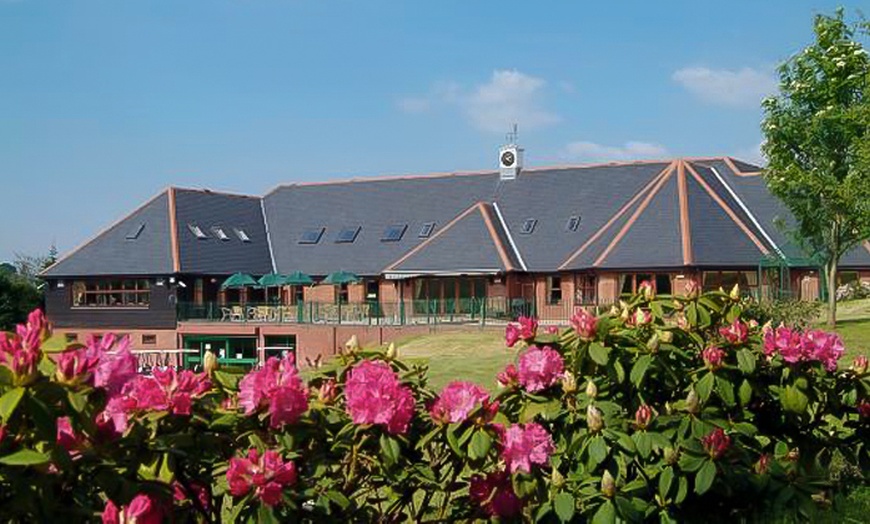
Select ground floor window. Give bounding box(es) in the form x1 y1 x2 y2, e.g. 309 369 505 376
574 274 596 305
619 273 674 297
142 334 157 345
838 271 859 286
413 277 487 314
182 336 258 370
547 276 562 305
72 279 151 307
702 271 758 293
263 335 297 360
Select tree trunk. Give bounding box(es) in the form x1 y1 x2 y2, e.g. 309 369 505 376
826 260 838 328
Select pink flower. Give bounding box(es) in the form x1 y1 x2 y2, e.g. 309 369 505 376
638 280 655 300
0 310 48 386
316 378 337 404
546 325 559 335
227 448 296 507
498 422 554 473
628 309 652 327
430 381 490 424
634 404 653 429
701 428 731 460
55 346 102 386
16 309 49 352
344 360 414 435
102 368 211 432
518 346 564 393
755 453 771 475
0 425 6 445
702 346 726 370
763 325 802 363
496 363 519 388
801 330 844 371
56 417 82 452
102 494 162 524
852 355 869 375
719 319 748 345
469 471 523 518
505 316 538 347
505 324 521 348
239 354 308 428
570 308 598 341
858 400 870 418
173 481 211 512
93 335 138 396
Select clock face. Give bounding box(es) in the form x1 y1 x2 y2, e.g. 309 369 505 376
501 150 515 167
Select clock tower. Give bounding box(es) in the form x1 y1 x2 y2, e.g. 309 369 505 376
498 124 523 180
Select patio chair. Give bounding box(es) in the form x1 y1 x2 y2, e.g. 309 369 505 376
231 306 244 322
220 307 232 322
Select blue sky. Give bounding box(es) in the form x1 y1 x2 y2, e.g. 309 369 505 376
0 0 858 262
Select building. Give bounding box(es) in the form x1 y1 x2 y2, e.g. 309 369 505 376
40 154 870 366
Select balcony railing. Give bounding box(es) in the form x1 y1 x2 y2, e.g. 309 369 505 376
176 298 612 326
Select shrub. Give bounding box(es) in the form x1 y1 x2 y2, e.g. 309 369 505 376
836 281 870 302
743 297 822 329
0 288 867 522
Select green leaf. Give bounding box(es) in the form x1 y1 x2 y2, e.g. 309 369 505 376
553 492 575 523
446 425 464 457
738 379 752 406
781 385 809 414
0 387 25 422
592 500 616 524
213 370 244 392
520 399 562 423
736 348 756 374
588 435 609 467
632 432 652 458
659 466 675 499
257 503 279 524
379 434 401 467
468 429 492 461
715 376 735 407
613 360 626 384
694 460 716 495
630 355 653 387
675 476 689 504
0 449 51 466
678 453 706 473
325 490 350 510
696 372 714 403
590 343 611 366
67 390 88 414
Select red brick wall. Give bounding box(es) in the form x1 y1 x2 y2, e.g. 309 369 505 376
57 328 178 350
304 284 335 303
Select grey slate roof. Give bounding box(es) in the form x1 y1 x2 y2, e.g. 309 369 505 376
173 189 273 275
41 157 870 279
42 191 174 277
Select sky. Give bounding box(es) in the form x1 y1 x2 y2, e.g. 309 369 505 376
0 0 860 262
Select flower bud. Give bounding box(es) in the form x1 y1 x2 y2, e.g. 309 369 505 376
561 371 577 393
496 364 519 389
672 299 684 311
664 446 679 465
386 342 397 360
748 319 759 329
587 404 604 432
631 309 651 326
659 330 674 344
634 404 653 429
729 283 740 301
852 355 868 375
585 380 598 399
203 350 218 377
701 428 731 460
646 333 660 353
754 453 771 475
638 280 655 301
786 448 800 462
686 389 700 414
702 345 726 370
600 470 616 498
551 468 565 489
317 379 337 404
345 335 360 354
609 305 621 316
570 309 598 341
683 279 700 299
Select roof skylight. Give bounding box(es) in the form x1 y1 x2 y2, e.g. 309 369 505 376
188 224 208 239
520 218 537 234
234 228 251 243
336 226 361 243
299 227 325 245
125 223 145 240
419 222 436 238
213 227 230 241
566 215 581 232
382 224 407 242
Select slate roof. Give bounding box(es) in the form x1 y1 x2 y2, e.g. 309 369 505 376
41 157 870 278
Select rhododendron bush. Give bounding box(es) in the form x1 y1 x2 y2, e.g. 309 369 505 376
0 286 868 522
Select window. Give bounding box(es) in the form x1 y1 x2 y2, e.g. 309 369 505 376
655 274 672 295
142 334 157 345
126 223 145 240
366 280 379 301
65 333 78 343
234 228 251 242
382 224 407 242
520 218 537 234
566 215 581 232
574 274 597 305
299 228 325 244
547 276 562 305
702 271 757 292
188 224 208 239
212 227 230 241
335 226 361 244
72 279 151 307
337 283 349 304
419 222 436 238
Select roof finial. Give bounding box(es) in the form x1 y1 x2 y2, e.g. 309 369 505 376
506 123 518 145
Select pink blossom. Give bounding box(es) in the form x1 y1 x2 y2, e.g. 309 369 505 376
858 400 870 418
469 471 523 517
238 354 308 428
93 335 138 396
546 325 559 335
518 346 564 393
173 481 211 512
852 355 869 375
344 360 414 435
634 404 653 429
801 330 844 371
505 316 538 347
628 309 652 327
701 428 731 460
496 363 519 388
430 381 490 424
102 494 162 524
719 319 748 345
498 422 554 473
570 308 598 341
316 378 337 404
0 425 6 445
0 311 47 386
505 324 521 348
763 325 803 363
702 346 726 370
16 309 49 353
55 346 101 386
56 417 82 452
227 448 297 507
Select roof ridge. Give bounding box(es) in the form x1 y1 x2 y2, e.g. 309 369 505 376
171 186 262 199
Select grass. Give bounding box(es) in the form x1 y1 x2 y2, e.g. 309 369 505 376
818 298 870 363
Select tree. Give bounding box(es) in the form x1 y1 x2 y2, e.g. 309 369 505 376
762 9 870 327
0 271 41 331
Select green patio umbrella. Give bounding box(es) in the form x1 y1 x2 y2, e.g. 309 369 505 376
322 270 361 285
285 271 315 286
220 272 259 290
257 273 289 288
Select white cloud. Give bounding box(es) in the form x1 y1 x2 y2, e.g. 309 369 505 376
561 141 669 163
734 140 767 166
397 70 560 134
672 67 777 107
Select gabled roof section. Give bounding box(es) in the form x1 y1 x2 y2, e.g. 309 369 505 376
173 188 273 275
385 202 518 274
42 190 174 277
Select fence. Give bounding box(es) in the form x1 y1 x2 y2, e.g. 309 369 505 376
176 298 606 326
